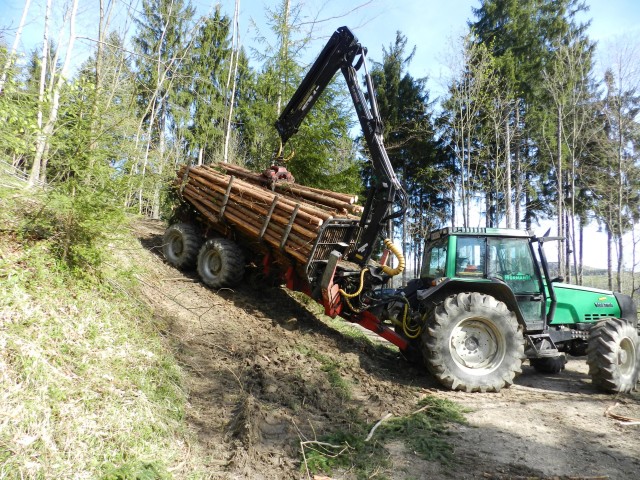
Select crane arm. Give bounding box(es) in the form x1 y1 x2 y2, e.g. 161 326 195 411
274 26 407 267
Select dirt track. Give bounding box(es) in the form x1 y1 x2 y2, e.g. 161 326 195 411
132 219 640 479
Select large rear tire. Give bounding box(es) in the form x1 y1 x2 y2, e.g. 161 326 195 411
587 318 639 393
422 292 525 393
197 238 245 288
162 223 202 270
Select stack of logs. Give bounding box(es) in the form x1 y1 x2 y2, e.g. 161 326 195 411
176 164 361 265
216 163 363 216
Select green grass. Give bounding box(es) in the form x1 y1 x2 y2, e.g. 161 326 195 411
302 396 469 479
0 189 206 478
295 345 352 401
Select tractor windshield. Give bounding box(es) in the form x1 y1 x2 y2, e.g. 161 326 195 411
487 238 538 294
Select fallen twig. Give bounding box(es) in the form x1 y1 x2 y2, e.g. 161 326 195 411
365 412 393 442
409 404 433 416
604 403 640 426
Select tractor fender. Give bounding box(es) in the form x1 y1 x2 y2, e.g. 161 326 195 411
417 278 527 328
614 292 638 327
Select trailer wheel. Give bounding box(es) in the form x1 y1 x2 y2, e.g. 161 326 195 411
422 292 525 393
197 238 245 288
530 355 566 374
587 318 639 393
163 223 202 270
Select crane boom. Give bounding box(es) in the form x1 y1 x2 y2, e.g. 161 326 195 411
275 26 407 266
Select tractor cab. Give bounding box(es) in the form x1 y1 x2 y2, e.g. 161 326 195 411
421 227 547 331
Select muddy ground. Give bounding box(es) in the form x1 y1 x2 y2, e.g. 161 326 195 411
131 219 640 480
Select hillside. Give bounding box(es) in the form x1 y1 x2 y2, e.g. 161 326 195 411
130 219 640 479
2 183 639 478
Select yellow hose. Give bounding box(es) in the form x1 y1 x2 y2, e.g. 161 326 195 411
338 239 405 310
380 238 405 277
339 268 367 299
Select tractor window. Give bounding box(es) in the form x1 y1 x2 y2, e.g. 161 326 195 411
422 239 447 278
455 237 484 277
487 238 538 293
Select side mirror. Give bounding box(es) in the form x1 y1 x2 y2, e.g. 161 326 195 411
551 276 564 283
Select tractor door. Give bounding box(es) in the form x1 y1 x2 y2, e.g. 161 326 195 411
487 237 546 330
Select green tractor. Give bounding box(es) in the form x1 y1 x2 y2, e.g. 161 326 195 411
394 227 639 393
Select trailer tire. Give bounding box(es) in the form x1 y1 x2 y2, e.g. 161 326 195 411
530 355 566 374
422 292 525 393
163 223 202 270
197 238 245 288
587 318 639 393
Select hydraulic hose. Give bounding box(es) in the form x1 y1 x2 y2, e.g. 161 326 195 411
380 238 405 277
338 239 405 313
339 268 367 299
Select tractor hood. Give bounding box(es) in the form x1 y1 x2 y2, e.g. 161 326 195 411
550 283 638 326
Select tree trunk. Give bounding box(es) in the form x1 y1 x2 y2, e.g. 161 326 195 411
556 104 564 279
28 0 51 187
0 0 33 94
275 0 290 117
505 106 512 228
223 0 241 164
514 102 522 227
616 119 624 292
402 212 408 286
607 220 613 291
578 217 584 285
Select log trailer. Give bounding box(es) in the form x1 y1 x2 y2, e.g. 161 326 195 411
164 27 639 393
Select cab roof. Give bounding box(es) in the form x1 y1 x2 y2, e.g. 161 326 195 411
428 226 534 241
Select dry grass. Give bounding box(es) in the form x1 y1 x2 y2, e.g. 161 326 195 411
0 188 207 478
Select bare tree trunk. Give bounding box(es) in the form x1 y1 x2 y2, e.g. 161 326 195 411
556 104 564 278
570 155 578 283
617 235 623 292
564 205 571 280
88 0 114 162
578 217 584 285
0 0 33 94
402 212 408 286
451 181 456 227
28 0 52 187
631 226 638 300
464 130 471 227
223 0 240 164
607 220 613 290
616 128 624 292
151 108 167 219
505 107 512 228
275 0 290 117
514 102 522 227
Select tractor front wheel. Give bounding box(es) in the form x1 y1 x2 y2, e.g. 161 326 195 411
587 318 639 393
197 238 245 288
422 292 525 393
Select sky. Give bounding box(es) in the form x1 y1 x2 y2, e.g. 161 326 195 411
1 0 639 269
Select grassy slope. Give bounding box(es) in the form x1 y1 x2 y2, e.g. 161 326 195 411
0 187 205 478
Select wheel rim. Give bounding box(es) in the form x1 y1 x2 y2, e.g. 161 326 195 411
618 337 636 376
449 317 506 374
169 234 184 256
203 250 222 277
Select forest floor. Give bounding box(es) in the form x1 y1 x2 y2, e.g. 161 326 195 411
133 218 640 480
